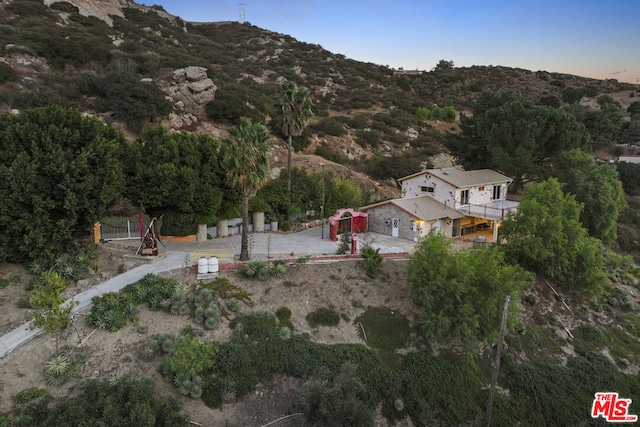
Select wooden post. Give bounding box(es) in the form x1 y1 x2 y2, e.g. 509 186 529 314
484 295 510 427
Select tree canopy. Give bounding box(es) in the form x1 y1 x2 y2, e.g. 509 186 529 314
408 232 531 354
499 178 606 289
552 149 626 245
123 127 231 234
0 106 126 261
12 377 187 426
448 93 590 191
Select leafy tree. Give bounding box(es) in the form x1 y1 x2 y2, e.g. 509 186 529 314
221 118 272 261
448 94 590 191
499 179 607 289
324 175 369 216
124 127 229 232
279 82 312 219
363 154 421 181
627 101 640 115
432 59 454 71
565 103 626 145
562 87 583 104
0 106 126 262
408 232 531 354
623 120 640 146
29 272 76 349
539 95 561 108
552 149 626 244
14 377 187 426
205 82 267 125
616 162 640 196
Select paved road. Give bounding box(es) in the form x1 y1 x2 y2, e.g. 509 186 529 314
0 228 415 359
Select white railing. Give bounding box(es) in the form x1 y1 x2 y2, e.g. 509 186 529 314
453 200 519 219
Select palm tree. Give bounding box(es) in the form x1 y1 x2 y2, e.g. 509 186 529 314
221 118 272 261
280 82 312 219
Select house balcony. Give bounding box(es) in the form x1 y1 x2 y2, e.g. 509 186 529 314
453 199 519 220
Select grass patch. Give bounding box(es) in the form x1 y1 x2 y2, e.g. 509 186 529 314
355 307 410 352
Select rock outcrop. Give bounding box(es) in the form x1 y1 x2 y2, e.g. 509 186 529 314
160 66 217 130
43 0 177 27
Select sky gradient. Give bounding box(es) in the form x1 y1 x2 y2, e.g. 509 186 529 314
141 0 640 84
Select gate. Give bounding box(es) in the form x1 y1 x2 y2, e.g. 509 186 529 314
100 215 148 241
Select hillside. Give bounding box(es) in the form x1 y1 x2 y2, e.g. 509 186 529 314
0 0 637 197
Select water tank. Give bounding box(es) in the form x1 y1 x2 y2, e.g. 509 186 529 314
208 256 219 274
197 257 208 274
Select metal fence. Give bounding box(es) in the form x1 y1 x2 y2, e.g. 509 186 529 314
100 216 148 241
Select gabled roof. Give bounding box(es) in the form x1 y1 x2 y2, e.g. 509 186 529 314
398 167 512 188
361 196 464 221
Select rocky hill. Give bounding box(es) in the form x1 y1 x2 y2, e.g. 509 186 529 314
0 0 637 199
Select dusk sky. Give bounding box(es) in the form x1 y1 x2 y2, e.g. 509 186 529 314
142 0 640 84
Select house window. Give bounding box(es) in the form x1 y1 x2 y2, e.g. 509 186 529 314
460 189 469 205
421 186 435 193
493 185 501 200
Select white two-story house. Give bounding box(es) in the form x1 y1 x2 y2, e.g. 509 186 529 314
361 167 518 242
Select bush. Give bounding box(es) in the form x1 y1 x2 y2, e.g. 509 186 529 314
95 72 173 130
311 117 346 136
0 61 17 83
307 306 340 327
275 306 292 323
315 146 347 164
356 129 381 148
296 362 374 427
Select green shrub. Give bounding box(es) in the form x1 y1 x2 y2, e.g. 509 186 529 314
307 307 340 327
0 61 17 83
355 129 381 148
315 146 347 164
336 233 351 255
311 117 346 136
296 362 374 427
95 72 173 130
572 324 605 355
275 306 292 323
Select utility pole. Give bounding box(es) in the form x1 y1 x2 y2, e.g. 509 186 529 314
484 295 511 427
320 162 325 239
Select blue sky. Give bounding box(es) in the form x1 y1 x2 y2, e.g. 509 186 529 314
142 0 640 84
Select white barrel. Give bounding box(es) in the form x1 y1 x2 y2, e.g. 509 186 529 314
208 256 219 273
197 257 208 274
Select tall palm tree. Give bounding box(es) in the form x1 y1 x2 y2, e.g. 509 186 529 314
221 117 272 261
280 82 312 219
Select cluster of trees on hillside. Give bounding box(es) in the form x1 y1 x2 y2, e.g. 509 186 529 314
411 90 633 363
0 102 368 263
